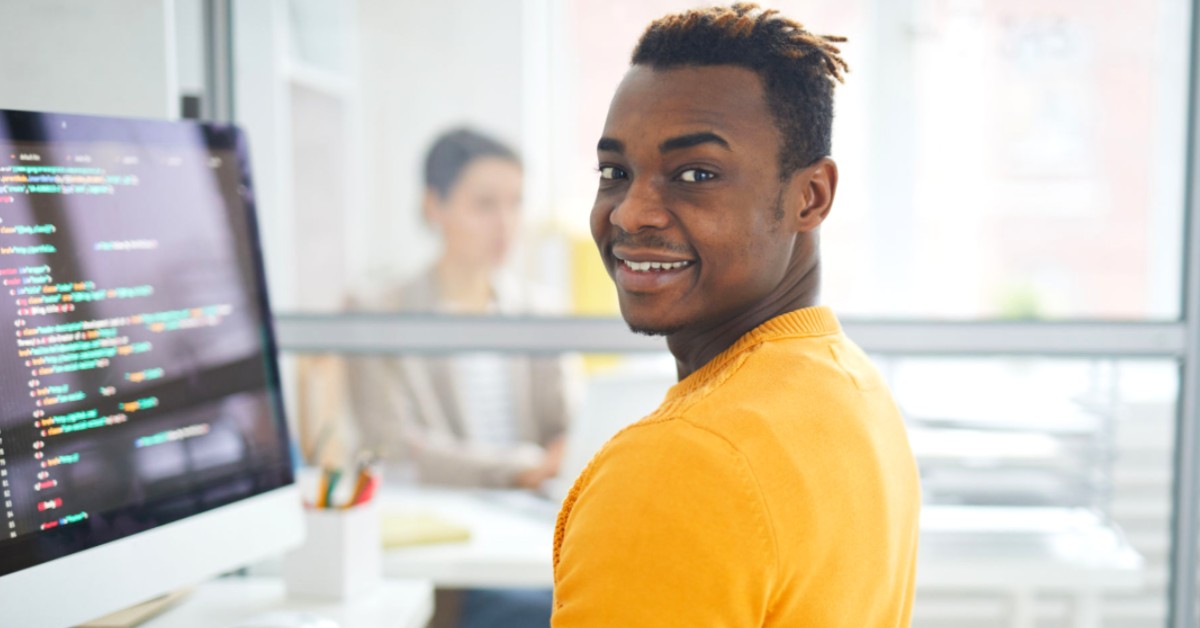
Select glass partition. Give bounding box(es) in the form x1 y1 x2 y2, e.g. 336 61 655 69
231 0 1199 626
882 357 1175 625
281 347 1178 626
235 0 1190 320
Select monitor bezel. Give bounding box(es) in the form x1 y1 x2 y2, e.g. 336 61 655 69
0 109 301 627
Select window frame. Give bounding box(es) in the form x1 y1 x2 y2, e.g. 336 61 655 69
215 1 1200 625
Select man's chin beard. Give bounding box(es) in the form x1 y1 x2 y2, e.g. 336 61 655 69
620 301 684 336
627 323 684 337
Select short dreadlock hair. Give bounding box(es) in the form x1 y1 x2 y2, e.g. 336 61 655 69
631 3 848 178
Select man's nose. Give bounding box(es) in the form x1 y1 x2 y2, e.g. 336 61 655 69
610 177 670 232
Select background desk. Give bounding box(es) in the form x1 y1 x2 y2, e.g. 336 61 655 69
376 488 1144 628
250 486 1144 627
379 487 557 588
917 506 1143 628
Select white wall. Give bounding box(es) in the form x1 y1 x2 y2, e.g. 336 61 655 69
0 0 176 118
174 0 206 96
356 0 526 277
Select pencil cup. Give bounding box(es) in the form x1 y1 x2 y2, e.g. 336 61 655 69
283 501 382 600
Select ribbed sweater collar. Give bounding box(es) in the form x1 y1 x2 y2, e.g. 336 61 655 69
659 306 842 411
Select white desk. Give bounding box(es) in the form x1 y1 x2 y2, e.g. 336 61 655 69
248 487 1144 628
375 489 1144 628
140 578 434 628
916 507 1143 628
379 487 558 588
247 488 557 588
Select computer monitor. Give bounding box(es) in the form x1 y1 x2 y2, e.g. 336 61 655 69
0 109 302 628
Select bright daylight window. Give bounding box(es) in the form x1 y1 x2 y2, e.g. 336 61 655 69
231 1 1198 627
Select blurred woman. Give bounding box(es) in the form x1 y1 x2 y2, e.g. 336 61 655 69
345 128 569 490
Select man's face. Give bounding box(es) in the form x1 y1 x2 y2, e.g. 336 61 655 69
591 64 801 336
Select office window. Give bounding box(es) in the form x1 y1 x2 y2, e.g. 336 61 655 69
287 346 1178 626
883 356 1175 625
230 1 1199 626
234 0 1189 321
1 0 1196 625
556 0 1191 320
234 0 530 314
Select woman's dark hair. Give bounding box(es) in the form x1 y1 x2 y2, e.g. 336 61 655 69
423 128 520 198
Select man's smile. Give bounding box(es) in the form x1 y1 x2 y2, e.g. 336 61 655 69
618 259 691 271
612 248 697 293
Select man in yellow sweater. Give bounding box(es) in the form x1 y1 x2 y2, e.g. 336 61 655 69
552 4 921 626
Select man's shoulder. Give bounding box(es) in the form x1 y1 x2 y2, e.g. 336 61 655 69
566 414 763 514
553 415 780 626
651 332 899 465
596 414 743 470
698 332 886 410
561 414 769 548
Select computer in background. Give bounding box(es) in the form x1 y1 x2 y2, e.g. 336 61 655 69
0 109 301 628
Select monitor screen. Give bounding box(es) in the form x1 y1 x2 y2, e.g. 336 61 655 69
0 109 293 580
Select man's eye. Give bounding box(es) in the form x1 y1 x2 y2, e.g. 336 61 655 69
598 165 627 180
679 169 716 183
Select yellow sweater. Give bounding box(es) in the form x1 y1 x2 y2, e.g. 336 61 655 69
552 307 920 627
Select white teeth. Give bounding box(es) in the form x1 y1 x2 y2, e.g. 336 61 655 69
622 259 690 272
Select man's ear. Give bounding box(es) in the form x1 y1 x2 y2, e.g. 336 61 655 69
785 157 838 233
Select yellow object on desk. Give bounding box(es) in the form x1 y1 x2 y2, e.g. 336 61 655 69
382 510 472 547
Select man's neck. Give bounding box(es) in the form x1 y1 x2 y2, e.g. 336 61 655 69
667 259 820 380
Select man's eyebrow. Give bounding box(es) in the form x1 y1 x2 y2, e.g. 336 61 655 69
597 137 624 153
659 132 730 153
